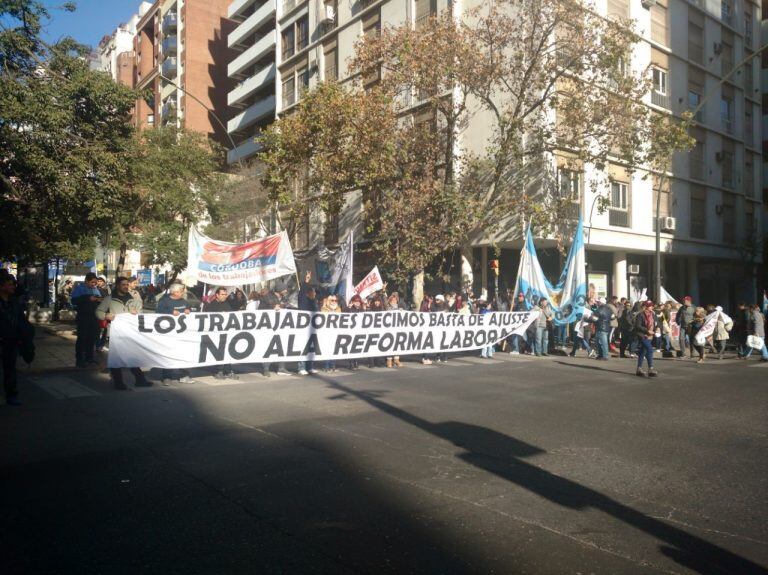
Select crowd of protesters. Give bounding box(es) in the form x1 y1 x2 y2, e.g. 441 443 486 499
4 265 768 399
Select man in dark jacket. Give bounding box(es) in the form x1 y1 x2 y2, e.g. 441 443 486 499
71 272 103 368
0 275 33 405
592 298 616 360
675 296 696 358
297 271 318 375
157 284 194 385
203 287 240 380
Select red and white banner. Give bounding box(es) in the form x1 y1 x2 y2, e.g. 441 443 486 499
186 227 296 287
354 266 384 299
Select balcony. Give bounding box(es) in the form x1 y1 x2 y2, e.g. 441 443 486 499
651 91 670 109
228 1 276 49
229 0 259 20
228 63 276 107
162 13 177 32
228 30 276 79
161 98 177 118
228 137 264 165
162 36 177 54
162 57 177 77
227 95 276 133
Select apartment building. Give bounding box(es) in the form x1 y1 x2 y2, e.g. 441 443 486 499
133 0 236 148
229 0 762 306
96 2 153 82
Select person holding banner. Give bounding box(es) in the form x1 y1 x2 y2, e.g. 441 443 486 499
297 271 318 375
569 308 596 358
713 306 733 359
347 295 365 370
689 307 708 363
203 287 240 380
385 292 403 368
321 295 341 372
744 303 768 361
157 284 195 385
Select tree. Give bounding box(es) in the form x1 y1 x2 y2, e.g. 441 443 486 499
0 1 136 261
115 127 225 281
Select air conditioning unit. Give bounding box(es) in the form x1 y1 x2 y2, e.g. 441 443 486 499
660 216 676 232
641 0 656 8
628 264 640 275
713 42 723 55
322 3 336 23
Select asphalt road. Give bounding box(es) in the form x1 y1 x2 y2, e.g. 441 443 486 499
1 347 767 574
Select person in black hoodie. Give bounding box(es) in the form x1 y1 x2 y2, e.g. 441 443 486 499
297 271 318 375
71 273 103 368
203 287 240 380
0 274 34 405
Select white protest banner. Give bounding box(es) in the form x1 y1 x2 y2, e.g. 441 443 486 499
354 266 384 300
107 310 539 369
694 311 718 345
186 227 296 287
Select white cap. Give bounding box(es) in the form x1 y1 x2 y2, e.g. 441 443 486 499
435 294 445 302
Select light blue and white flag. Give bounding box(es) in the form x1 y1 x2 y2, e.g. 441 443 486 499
513 219 587 325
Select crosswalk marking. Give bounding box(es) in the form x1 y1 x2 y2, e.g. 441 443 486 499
31 376 101 399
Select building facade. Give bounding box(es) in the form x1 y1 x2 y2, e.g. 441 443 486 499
133 0 236 148
227 0 762 306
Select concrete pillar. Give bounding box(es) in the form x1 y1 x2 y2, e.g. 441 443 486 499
687 258 699 303
460 245 473 294
613 251 627 299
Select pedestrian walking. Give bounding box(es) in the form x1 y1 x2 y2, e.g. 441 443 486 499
96 277 151 390
713 306 732 359
675 296 696 359
72 273 103 368
690 307 708 363
634 300 659 377
592 298 615 360
569 308 596 358
0 275 34 405
744 303 768 361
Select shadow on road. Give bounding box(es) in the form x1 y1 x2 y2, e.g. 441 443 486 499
324 378 768 575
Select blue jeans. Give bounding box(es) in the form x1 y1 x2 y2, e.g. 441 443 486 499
509 334 523 352
481 345 495 358
744 343 768 359
571 335 591 355
535 326 549 355
637 338 654 369
298 360 314 372
554 324 566 347
596 330 610 358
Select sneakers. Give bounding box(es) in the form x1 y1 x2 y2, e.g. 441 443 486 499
276 371 291 375
635 369 646 377
179 376 194 384
213 372 227 380
510 351 520 355
262 371 271 378
308 369 319 374
647 368 659 377
588 350 597 359
422 359 433 365
568 352 575 357
6 396 22 406
298 369 309 375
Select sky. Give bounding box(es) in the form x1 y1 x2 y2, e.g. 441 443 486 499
40 0 147 48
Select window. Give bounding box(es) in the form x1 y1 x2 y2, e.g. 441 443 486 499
609 181 630 227
415 0 436 29
651 65 669 108
689 127 706 181
720 94 733 133
688 66 704 120
651 1 669 45
745 7 753 46
744 155 754 197
721 0 732 25
744 59 754 97
745 202 756 239
652 176 671 231
324 211 339 245
721 30 734 78
324 46 337 81
296 16 309 51
720 149 734 189
281 26 295 59
688 90 701 111
721 192 735 243
688 11 704 64
745 102 753 145
282 75 296 108
297 67 309 98
557 169 581 220
362 10 381 86
690 186 706 239
606 0 629 21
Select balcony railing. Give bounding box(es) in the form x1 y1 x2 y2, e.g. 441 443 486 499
162 57 177 77
651 91 670 108
162 36 177 54
162 13 178 32
282 86 296 108
608 208 630 227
